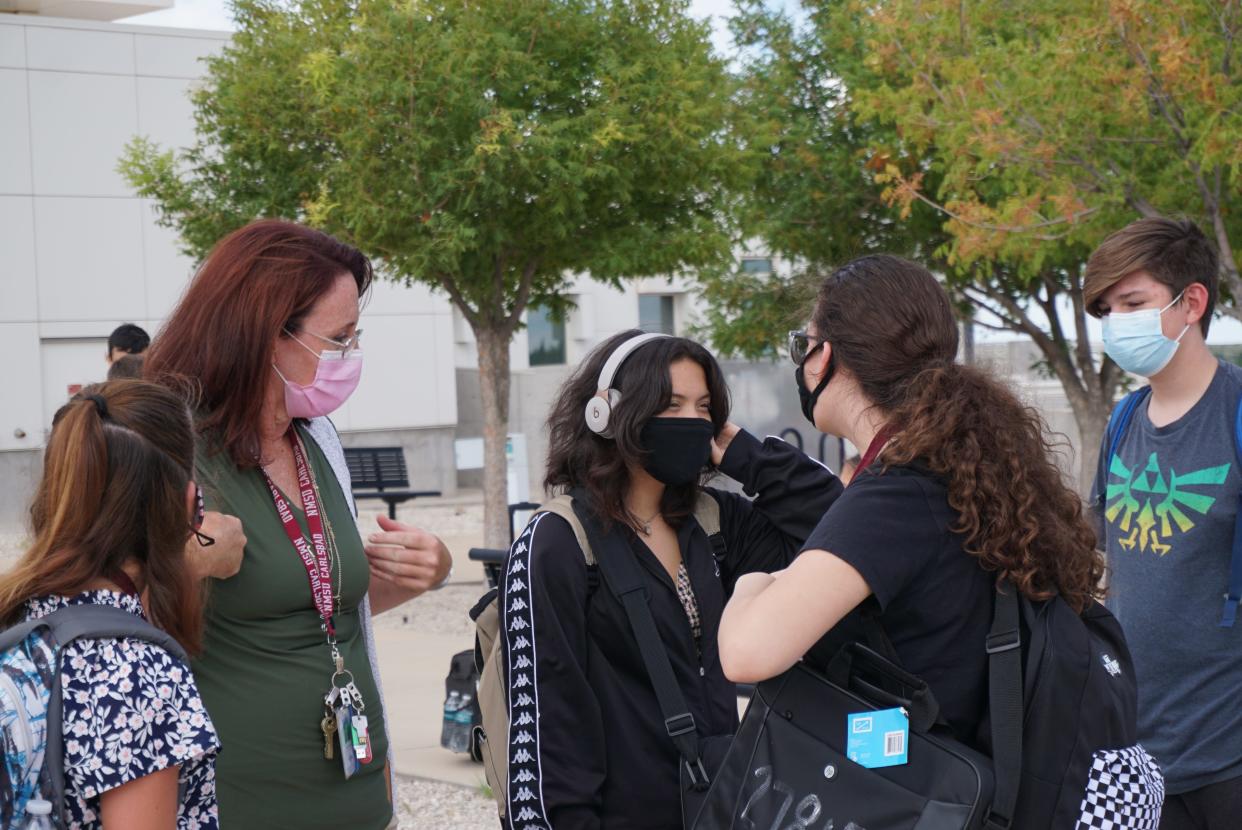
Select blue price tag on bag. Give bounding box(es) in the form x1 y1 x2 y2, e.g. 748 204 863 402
846 707 909 769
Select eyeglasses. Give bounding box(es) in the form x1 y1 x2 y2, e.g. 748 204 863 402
191 483 215 547
290 327 364 358
788 330 824 366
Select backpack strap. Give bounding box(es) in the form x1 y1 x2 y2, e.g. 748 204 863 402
1095 387 1151 511
1222 396 1242 627
535 495 597 566
983 583 1023 830
568 491 712 792
23 604 188 828
693 491 727 563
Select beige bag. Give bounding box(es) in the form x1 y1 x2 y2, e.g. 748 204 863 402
473 493 721 819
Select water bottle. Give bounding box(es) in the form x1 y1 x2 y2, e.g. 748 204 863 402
22 798 53 830
441 690 462 749
449 691 475 753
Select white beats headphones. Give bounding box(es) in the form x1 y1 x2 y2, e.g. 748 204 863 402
583 332 672 435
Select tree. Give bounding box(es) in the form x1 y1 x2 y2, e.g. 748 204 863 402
709 0 1242 488
857 0 1242 300
121 0 742 546
698 0 950 360
846 0 1242 486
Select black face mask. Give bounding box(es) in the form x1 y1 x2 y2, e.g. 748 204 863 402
795 345 834 426
639 417 715 486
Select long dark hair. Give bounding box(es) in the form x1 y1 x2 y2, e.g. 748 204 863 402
144 219 373 468
812 255 1105 612
0 380 205 653
544 330 731 528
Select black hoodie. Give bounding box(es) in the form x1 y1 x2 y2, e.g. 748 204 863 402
498 430 842 829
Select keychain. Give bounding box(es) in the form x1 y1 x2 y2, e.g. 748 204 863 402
334 683 360 778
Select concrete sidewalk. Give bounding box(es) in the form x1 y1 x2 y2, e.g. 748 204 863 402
374 623 489 789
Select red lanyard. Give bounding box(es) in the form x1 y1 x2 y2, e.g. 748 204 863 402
850 426 894 487
261 430 336 638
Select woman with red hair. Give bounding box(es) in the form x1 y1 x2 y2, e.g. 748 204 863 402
146 220 452 829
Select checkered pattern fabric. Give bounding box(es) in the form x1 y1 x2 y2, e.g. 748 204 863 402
1075 744 1164 829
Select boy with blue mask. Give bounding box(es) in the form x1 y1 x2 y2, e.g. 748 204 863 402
1085 216 1242 830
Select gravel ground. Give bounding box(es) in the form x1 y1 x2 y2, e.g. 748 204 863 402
395 776 498 830
0 532 25 571
373 582 483 637
356 497 488 538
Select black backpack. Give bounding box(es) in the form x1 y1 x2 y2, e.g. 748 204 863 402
692 583 1163 829
980 589 1163 828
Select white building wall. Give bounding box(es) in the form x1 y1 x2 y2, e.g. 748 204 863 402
452 251 789 371
0 13 459 529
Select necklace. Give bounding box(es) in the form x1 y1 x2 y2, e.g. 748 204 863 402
632 509 661 537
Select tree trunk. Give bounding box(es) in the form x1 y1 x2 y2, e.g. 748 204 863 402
476 326 513 549
1072 401 1110 499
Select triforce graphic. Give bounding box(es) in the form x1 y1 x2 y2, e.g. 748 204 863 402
1105 452 1230 555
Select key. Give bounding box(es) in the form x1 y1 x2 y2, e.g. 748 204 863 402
322 714 337 760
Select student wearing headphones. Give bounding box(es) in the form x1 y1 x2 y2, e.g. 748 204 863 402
496 330 841 830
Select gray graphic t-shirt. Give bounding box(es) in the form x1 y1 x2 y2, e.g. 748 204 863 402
1095 359 1242 793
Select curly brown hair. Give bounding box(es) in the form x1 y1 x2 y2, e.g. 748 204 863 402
812 255 1105 612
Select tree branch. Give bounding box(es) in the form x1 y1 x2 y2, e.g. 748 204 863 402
437 274 482 329
1067 265 1098 387
894 183 1099 238
972 277 1088 402
492 248 510 321
503 256 541 335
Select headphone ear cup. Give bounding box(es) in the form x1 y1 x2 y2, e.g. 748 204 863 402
584 395 611 434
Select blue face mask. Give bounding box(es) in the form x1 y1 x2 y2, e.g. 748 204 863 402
1101 291 1189 377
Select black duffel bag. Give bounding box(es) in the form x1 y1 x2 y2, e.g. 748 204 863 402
690 642 996 830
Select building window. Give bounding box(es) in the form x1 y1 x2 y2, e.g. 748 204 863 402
638 294 676 335
740 257 773 274
528 305 566 366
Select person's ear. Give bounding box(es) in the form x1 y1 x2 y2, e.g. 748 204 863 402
1183 282 1210 328
185 481 198 524
810 341 832 381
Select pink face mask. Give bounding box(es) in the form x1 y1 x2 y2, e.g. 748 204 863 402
273 334 363 419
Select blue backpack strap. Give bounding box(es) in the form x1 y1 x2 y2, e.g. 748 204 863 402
1221 396 1242 628
1096 387 1151 510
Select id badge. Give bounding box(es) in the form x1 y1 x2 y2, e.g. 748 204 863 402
336 704 360 779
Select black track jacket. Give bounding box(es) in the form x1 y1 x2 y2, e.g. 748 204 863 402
498 430 842 829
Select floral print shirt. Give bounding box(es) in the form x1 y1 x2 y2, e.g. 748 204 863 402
22 590 220 830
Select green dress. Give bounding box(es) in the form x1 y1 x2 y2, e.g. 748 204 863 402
194 424 392 829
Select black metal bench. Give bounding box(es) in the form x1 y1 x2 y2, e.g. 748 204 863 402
343 446 441 519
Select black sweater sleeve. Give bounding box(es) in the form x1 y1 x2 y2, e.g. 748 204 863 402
501 512 605 830
709 429 844 591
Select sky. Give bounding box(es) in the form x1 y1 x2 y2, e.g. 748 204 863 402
120 0 742 47
114 0 1242 345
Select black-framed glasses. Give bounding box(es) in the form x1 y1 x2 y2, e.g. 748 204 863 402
788 330 824 366
191 484 215 547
